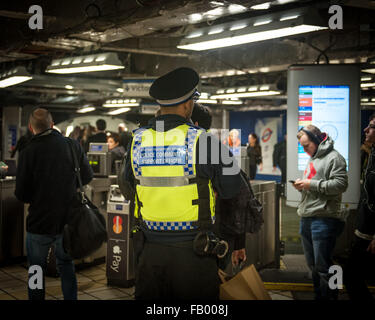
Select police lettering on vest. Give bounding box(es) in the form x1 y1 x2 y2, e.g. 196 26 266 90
131 124 216 231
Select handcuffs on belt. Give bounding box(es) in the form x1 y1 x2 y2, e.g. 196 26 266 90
193 231 229 259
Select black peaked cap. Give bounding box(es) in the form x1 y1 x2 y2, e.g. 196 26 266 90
149 67 199 105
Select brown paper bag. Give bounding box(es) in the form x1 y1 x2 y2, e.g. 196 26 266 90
219 264 271 300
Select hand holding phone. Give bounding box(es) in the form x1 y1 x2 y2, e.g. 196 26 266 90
289 180 295 184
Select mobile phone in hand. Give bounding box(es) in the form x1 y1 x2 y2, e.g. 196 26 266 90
289 180 296 184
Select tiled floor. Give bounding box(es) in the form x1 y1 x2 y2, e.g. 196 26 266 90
1 257 372 300
0 260 297 300
0 262 135 300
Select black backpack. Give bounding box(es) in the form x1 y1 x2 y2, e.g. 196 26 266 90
217 170 264 236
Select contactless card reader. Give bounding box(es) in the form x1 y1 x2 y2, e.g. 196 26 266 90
106 185 134 288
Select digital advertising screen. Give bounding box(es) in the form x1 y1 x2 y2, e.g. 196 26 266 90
287 65 360 206
297 85 349 170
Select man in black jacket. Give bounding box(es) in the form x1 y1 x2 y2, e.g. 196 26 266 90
84 119 107 152
343 113 375 300
15 108 93 300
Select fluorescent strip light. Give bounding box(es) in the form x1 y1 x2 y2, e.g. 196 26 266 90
210 1 224 6
46 53 124 74
222 100 243 105
116 88 124 92
205 7 224 16
186 31 204 39
0 66 33 88
211 91 280 99
361 102 375 106
178 25 327 51
361 82 375 88
230 24 248 31
363 68 375 74
0 76 33 88
251 2 271 10
228 4 247 14
107 108 131 115
189 13 203 23
47 64 124 74
77 107 95 113
102 103 139 107
197 99 218 104
65 85 74 90
254 19 272 26
280 15 299 21
361 98 369 102
208 27 224 35
361 77 372 81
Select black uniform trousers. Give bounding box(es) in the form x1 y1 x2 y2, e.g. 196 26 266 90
343 236 375 300
135 240 220 300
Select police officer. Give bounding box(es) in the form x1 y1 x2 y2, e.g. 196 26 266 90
120 67 241 300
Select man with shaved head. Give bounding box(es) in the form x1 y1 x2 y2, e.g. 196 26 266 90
15 107 93 300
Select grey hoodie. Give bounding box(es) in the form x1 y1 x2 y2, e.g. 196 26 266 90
297 135 348 220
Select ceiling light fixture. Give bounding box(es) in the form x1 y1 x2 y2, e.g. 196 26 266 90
250 2 271 10
46 53 125 74
197 99 218 104
363 60 375 74
107 108 131 115
211 84 281 99
0 66 33 88
77 106 96 113
360 82 375 88
102 99 140 108
222 100 243 105
178 8 327 51
361 77 372 82
228 4 247 14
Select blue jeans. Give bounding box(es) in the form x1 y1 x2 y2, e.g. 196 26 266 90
299 217 345 300
26 232 77 300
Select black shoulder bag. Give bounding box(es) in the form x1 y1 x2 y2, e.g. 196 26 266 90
63 139 107 259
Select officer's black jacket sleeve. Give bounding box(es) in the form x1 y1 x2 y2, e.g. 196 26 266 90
196 132 241 199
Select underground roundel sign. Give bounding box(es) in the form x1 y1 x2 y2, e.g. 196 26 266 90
261 128 273 143
113 216 123 234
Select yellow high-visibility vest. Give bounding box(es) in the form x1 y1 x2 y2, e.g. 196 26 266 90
131 124 215 231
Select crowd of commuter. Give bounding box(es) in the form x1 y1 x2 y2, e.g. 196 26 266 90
6 66 374 301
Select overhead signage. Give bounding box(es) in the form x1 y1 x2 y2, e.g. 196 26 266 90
122 79 155 97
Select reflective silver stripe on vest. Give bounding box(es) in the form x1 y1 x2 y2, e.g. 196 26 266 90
132 128 145 177
183 127 199 177
136 175 196 187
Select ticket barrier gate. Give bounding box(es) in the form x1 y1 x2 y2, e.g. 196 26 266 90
106 185 134 287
